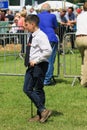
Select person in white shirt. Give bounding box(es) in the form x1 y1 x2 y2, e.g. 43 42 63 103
28 7 37 15
9 16 19 43
23 15 52 123
75 1 87 87
9 16 19 33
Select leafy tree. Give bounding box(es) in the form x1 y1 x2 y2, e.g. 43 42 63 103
25 0 32 5
67 0 85 3
9 0 47 5
9 0 20 5
9 0 87 6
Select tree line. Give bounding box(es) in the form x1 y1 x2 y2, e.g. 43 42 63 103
68 0 86 4
9 0 87 6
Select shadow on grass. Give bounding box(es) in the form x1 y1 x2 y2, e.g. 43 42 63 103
54 78 72 84
44 78 72 87
52 110 63 117
46 110 63 123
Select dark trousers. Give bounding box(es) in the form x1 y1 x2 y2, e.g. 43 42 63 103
66 26 75 49
58 25 66 43
23 62 48 113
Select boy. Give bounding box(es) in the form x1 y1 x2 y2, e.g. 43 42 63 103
23 15 52 123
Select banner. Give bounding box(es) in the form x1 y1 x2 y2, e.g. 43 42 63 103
0 0 9 9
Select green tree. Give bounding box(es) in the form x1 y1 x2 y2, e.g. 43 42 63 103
9 0 20 5
67 0 85 3
9 0 47 5
9 0 87 6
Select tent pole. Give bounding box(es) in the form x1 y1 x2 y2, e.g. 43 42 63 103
64 0 66 9
32 0 35 5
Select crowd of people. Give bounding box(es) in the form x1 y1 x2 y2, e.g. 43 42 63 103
0 4 83 31
0 4 83 50
0 4 83 46
0 1 87 123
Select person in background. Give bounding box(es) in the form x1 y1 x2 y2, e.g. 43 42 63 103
57 9 67 43
15 12 20 18
29 7 37 15
22 6 27 11
23 15 52 123
51 9 59 22
65 7 76 31
5 9 14 24
9 16 19 43
38 3 58 85
22 6 27 15
0 10 5 21
76 8 82 16
5 9 9 17
75 2 87 87
65 7 76 49
9 16 19 33
17 10 27 54
17 11 26 30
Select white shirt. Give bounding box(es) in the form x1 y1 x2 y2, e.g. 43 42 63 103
9 23 18 33
30 29 52 64
51 11 59 22
28 11 37 15
76 12 87 35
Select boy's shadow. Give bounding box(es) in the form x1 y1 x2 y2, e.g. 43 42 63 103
51 110 63 117
47 110 63 122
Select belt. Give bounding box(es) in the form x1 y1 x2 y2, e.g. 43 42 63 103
76 35 87 37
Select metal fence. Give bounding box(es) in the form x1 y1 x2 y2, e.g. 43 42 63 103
0 24 81 86
62 32 81 86
0 25 28 76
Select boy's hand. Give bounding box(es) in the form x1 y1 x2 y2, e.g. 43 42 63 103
30 61 36 67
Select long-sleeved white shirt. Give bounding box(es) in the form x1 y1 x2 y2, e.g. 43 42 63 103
76 11 87 35
29 29 52 64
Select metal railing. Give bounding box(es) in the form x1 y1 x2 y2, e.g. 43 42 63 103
0 29 28 76
63 32 81 86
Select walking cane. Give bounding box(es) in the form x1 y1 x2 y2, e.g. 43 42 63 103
31 101 33 117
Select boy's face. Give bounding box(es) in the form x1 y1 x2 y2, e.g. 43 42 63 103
25 21 35 33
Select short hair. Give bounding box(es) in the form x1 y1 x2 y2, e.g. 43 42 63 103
41 3 51 11
23 6 26 10
20 10 27 17
83 2 87 11
25 15 40 26
68 7 74 12
61 9 66 13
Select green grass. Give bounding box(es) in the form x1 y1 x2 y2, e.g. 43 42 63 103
63 49 81 76
0 51 87 130
0 51 26 75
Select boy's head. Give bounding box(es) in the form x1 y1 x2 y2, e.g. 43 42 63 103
25 15 40 33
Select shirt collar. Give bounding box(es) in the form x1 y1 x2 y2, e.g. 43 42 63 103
32 28 40 38
41 11 49 14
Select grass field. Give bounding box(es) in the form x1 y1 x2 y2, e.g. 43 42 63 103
0 50 87 130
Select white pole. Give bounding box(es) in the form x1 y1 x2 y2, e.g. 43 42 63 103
64 0 66 9
20 0 25 8
62 0 63 9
